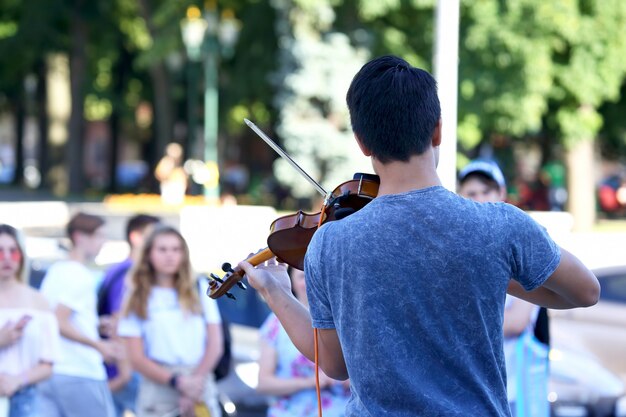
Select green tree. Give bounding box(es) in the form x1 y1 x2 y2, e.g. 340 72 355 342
456 0 626 229
0 0 66 189
270 0 370 201
338 0 626 230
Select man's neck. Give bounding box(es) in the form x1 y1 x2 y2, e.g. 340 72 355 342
68 248 88 264
372 150 442 196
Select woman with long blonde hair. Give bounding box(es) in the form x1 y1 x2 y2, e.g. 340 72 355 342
0 224 59 417
118 224 223 417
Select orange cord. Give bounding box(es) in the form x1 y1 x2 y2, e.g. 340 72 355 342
314 327 322 417
314 201 328 417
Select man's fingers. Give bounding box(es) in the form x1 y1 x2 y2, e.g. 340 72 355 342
238 260 253 276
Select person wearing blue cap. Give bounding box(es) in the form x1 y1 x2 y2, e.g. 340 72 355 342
458 158 507 202
459 159 550 417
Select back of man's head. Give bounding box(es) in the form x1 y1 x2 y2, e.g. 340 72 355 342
346 55 441 163
125 214 160 244
67 212 105 244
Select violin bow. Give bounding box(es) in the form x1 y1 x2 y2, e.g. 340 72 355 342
244 118 327 417
208 120 330 300
244 119 329 199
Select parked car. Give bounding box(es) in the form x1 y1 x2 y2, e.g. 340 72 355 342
549 265 626 417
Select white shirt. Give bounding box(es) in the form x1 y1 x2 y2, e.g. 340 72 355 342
39 260 106 380
118 279 221 366
0 308 59 375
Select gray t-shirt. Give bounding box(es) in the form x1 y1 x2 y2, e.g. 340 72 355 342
305 186 560 417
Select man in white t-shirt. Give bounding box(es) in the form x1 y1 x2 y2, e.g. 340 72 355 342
39 212 119 417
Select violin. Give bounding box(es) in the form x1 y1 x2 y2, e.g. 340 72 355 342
207 173 380 299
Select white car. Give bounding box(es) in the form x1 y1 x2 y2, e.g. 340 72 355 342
549 265 626 417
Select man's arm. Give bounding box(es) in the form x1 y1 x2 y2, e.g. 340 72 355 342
508 247 600 309
239 260 348 380
55 304 120 362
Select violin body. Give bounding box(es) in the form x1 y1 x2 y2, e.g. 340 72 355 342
267 211 318 270
207 173 380 299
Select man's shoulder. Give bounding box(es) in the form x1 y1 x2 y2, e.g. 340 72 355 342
44 260 86 277
40 261 85 297
103 259 133 281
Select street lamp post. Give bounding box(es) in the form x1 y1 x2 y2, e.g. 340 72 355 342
181 2 240 202
203 4 220 201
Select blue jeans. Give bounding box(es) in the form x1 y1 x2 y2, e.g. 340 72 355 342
9 385 38 417
112 372 140 417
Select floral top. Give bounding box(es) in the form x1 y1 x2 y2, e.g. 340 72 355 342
260 314 350 417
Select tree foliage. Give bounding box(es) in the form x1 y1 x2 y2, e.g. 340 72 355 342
270 0 370 198
1 0 626 209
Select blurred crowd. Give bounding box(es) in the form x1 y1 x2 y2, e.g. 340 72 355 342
1 212 225 417
0 206 353 417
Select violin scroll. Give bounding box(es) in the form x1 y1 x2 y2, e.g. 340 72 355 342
207 248 274 299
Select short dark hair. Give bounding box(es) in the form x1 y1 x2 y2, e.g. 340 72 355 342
67 212 105 243
125 214 160 244
346 55 441 163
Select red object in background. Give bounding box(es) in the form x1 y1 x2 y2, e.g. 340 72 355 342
598 184 620 212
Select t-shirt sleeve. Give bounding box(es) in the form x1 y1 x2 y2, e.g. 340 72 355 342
198 278 222 324
506 205 561 291
41 263 91 312
107 264 132 315
108 276 126 315
117 313 143 338
304 226 335 330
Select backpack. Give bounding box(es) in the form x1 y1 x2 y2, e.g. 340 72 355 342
214 318 232 381
533 307 550 347
97 278 112 317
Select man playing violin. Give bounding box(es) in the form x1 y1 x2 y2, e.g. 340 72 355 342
240 55 600 417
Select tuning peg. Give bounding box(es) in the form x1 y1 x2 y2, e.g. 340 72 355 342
221 262 246 290
222 262 234 273
209 273 224 284
225 292 237 300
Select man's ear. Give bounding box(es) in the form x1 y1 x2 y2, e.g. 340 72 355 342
129 230 142 248
432 119 442 147
355 134 371 156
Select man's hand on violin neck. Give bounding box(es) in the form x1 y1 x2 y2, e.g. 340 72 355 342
238 259 292 299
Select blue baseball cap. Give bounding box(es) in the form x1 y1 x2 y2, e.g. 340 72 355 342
458 159 506 188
